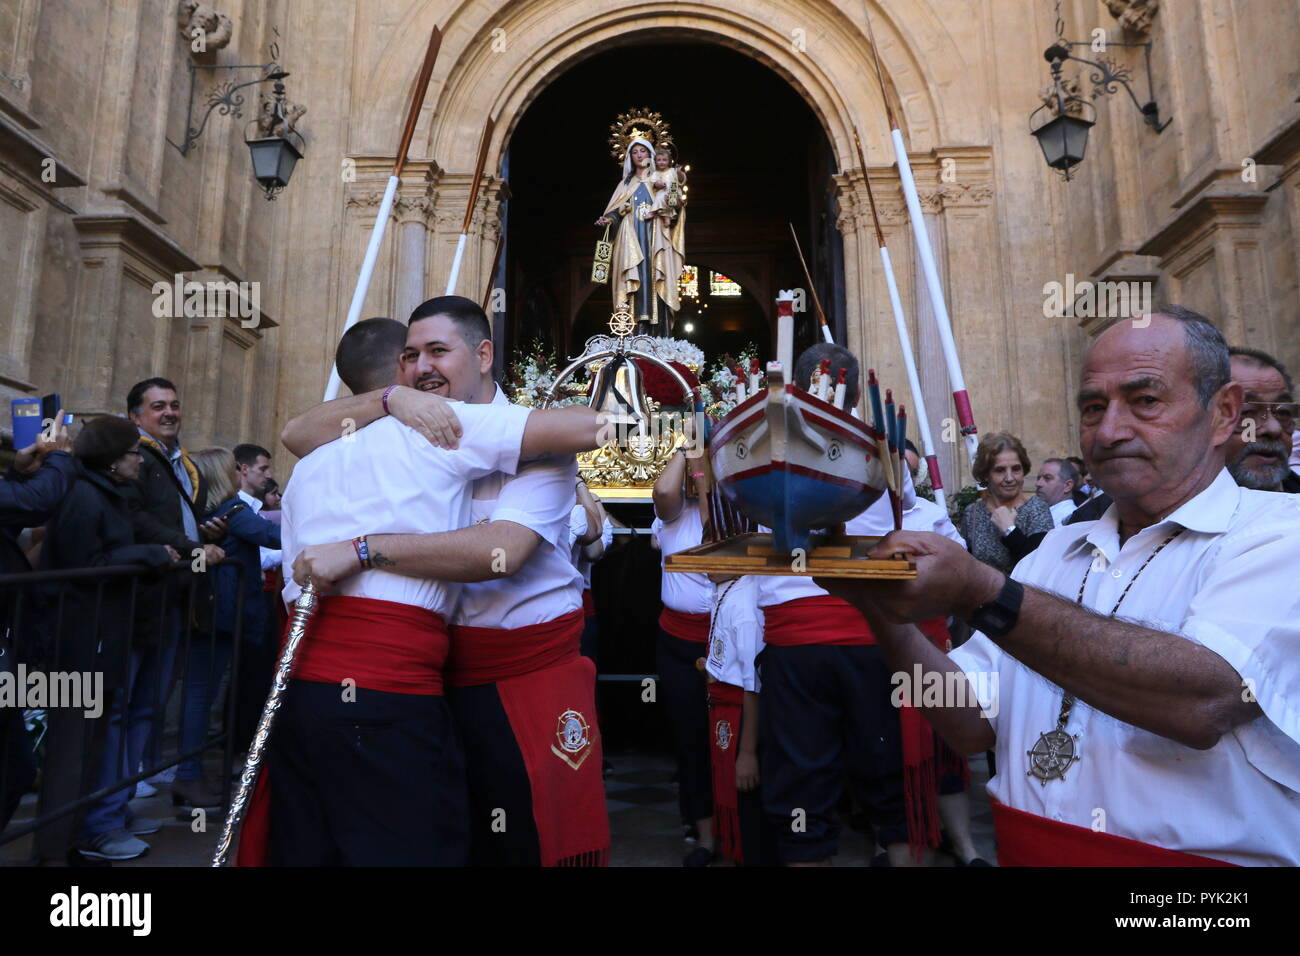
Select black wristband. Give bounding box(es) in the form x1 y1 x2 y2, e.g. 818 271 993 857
965 576 1024 639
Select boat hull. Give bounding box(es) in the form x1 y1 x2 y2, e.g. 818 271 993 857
708 380 888 554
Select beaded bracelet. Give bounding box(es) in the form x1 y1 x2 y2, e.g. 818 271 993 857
352 535 372 571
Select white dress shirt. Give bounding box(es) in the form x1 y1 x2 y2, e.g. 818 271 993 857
652 505 712 615
238 488 282 572
569 505 614 588
1048 497 1076 527
452 387 583 629
706 576 764 691
903 494 963 543
281 405 531 614
950 468 1300 865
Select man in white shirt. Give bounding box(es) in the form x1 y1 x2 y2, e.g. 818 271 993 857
652 449 716 865
754 344 927 868
234 442 282 572
283 297 613 867
1035 458 1079 526
820 307 1300 865
570 480 613 661
237 316 608 867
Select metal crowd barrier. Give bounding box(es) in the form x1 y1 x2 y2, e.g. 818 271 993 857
0 561 248 864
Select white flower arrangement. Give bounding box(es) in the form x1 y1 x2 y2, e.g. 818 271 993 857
643 336 705 370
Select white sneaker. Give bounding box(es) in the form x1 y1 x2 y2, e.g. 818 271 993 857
134 779 158 798
77 829 149 861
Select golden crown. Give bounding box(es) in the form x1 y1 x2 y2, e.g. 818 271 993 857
608 108 675 161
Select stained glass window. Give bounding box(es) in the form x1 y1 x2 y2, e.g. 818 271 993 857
678 265 699 300
710 271 742 296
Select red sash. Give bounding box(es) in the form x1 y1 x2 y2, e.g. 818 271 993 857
448 610 610 867
659 606 710 643
991 800 1238 867
708 681 744 863
762 595 876 646
235 596 448 867
582 588 596 620
447 609 584 687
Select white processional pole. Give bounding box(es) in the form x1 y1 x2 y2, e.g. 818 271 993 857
323 25 443 402
852 130 946 509
443 116 495 296
861 5 980 473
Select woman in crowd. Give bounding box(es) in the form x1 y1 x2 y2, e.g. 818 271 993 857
959 431 1053 574
40 416 178 861
174 448 280 809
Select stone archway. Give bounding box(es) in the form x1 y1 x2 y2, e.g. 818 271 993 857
342 1 1007 484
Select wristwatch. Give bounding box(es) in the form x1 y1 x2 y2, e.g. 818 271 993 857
965 576 1024 638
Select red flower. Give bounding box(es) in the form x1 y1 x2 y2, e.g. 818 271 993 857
632 358 699 406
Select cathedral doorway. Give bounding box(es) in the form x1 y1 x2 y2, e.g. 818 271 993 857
500 40 842 370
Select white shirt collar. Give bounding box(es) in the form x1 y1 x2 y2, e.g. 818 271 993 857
237 489 263 513
1081 467 1239 561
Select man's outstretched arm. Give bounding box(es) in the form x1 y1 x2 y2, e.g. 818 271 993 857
823 531 1261 751
293 521 541 589
520 407 612 458
281 386 462 457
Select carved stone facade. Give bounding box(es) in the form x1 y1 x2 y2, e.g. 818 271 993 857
1 0 1296 483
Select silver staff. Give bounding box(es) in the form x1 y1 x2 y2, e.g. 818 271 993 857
212 579 320 866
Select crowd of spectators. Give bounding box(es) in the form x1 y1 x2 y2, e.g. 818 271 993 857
0 377 282 862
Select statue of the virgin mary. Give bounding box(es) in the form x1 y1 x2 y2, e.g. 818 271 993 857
595 110 685 331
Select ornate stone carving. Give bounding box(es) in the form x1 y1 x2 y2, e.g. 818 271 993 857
255 92 305 138
394 195 434 224
1039 74 1085 115
938 182 994 208
177 1 233 53
1104 0 1158 39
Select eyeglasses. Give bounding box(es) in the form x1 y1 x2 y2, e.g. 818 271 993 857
126 447 144 457
1240 401 1299 430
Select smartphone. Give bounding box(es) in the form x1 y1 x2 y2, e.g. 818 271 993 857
11 398 42 449
40 393 61 423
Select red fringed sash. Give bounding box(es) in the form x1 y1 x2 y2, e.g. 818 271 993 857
708 681 744 863
449 610 610 867
659 607 710 642
761 596 876 646
992 799 1237 867
235 596 448 867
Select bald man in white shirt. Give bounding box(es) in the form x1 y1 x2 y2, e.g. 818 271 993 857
237 316 609 867
283 297 612 867
821 308 1300 866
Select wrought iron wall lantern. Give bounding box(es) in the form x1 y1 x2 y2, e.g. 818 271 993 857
166 45 306 200
1029 6 1170 181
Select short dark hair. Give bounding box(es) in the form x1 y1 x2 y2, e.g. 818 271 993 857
1228 346 1293 393
793 343 860 406
1098 306 1229 408
75 415 140 473
335 317 407 394
408 295 491 350
1043 456 1080 491
972 431 1030 486
234 443 272 467
126 377 177 415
